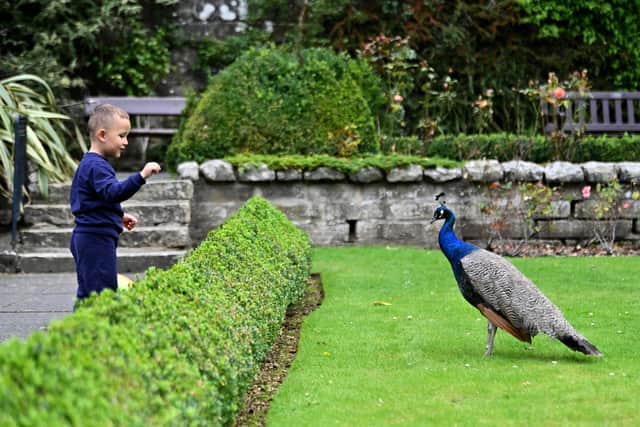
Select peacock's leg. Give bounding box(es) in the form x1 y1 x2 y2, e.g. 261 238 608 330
484 321 497 356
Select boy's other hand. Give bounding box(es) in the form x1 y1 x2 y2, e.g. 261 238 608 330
140 162 161 179
122 213 138 231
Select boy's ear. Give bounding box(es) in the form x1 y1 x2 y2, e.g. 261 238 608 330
95 128 107 142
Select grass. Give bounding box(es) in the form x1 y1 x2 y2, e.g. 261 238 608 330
267 246 640 426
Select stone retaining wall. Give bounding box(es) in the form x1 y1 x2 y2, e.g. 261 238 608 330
178 160 640 248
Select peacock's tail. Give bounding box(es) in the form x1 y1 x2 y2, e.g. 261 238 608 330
558 334 603 356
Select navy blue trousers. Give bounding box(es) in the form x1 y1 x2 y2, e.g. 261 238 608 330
70 231 118 300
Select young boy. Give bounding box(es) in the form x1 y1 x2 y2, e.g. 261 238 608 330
70 103 161 302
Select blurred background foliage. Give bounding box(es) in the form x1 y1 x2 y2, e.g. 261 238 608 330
1 0 640 176
0 0 177 98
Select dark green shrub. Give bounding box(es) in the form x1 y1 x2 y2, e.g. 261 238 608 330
0 197 311 426
93 25 172 96
426 133 640 163
0 0 175 97
573 135 640 163
166 46 381 169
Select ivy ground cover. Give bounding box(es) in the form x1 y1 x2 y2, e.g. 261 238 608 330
268 246 639 426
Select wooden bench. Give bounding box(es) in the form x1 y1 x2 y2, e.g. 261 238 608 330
542 91 640 135
84 96 187 137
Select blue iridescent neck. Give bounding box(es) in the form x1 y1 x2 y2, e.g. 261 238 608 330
438 209 477 264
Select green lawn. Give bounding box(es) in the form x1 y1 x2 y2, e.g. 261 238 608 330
267 246 639 426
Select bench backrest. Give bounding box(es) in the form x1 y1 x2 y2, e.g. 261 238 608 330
84 96 187 136
542 91 640 134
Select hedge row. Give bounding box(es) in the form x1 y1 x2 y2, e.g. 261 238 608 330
426 133 640 163
224 153 460 173
0 197 311 426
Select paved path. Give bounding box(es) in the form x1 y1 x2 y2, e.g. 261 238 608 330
0 272 143 342
0 273 75 342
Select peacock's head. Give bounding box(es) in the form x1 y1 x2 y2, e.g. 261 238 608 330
431 192 452 223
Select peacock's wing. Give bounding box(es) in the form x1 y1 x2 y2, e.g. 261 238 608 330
459 248 570 340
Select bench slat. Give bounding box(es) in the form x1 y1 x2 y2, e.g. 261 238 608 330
602 99 610 124
583 123 640 132
589 99 598 124
85 97 186 115
615 99 623 124
129 128 177 136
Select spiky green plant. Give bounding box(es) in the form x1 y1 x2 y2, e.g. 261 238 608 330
0 74 86 199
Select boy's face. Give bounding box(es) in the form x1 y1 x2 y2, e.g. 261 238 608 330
93 116 131 158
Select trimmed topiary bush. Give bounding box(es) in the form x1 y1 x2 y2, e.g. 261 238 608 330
426 133 640 163
0 197 311 426
166 46 382 170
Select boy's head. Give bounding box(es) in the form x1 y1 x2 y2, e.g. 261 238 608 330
88 104 131 158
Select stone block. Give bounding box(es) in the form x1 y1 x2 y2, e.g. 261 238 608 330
200 159 236 182
123 200 191 225
502 160 544 182
574 199 604 219
536 220 633 239
458 218 528 240
237 162 276 182
24 205 74 226
620 200 640 219
581 162 617 183
532 200 571 219
386 201 432 219
29 183 66 204
276 169 303 181
177 161 200 181
324 201 385 221
273 200 321 221
423 167 462 182
20 225 190 249
139 180 194 201
304 167 346 181
387 165 423 182
463 160 503 182
349 166 384 183
349 220 382 242
301 223 349 246
544 161 584 184
616 162 640 183
194 182 254 203
378 222 431 245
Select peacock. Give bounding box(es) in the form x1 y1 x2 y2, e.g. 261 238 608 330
431 193 602 356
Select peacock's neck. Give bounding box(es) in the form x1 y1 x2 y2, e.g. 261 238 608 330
438 212 477 264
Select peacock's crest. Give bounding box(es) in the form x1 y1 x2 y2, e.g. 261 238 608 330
432 192 449 223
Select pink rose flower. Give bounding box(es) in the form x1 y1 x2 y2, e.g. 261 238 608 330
485 89 494 97
554 87 566 99
393 94 403 103
582 185 591 198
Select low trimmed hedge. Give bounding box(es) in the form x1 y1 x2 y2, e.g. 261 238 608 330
426 133 640 162
0 197 311 426
224 153 460 173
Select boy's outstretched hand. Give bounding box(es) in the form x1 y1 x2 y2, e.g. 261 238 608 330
140 162 161 179
122 213 138 231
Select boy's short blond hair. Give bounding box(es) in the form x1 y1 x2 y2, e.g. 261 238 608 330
88 104 130 140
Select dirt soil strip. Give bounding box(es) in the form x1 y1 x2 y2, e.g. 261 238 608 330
235 273 324 427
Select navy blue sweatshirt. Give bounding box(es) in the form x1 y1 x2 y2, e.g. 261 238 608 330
70 152 146 238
